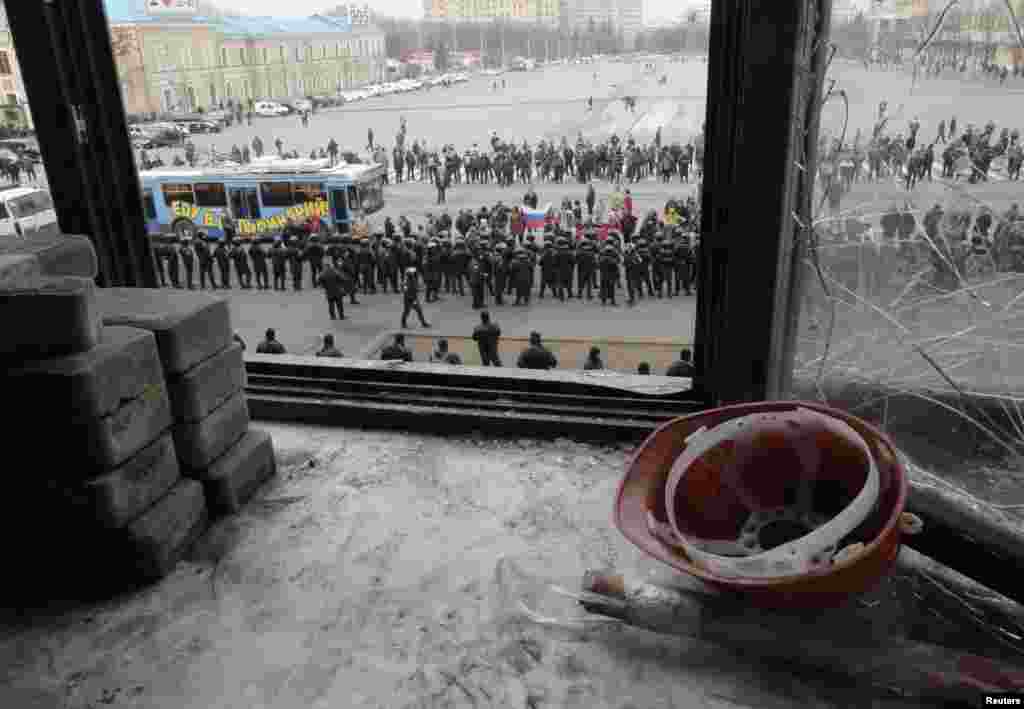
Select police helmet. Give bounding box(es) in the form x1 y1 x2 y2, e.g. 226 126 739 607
406 266 417 274
496 241 508 250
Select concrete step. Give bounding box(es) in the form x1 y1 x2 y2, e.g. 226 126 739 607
174 390 250 470
188 429 275 516
4 326 165 420
167 342 245 423
0 276 102 361
95 288 233 375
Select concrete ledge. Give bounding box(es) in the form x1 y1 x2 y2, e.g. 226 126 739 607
4 326 165 420
246 353 693 397
0 232 98 280
167 343 245 423
96 288 233 374
0 276 102 361
174 391 250 470
74 432 181 529
124 478 208 581
189 429 275 516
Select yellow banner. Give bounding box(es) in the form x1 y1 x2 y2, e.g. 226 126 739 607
664 208 680 226
172 199 330 236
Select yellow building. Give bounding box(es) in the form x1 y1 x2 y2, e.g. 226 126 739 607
0 11 33 130
106 1 385 117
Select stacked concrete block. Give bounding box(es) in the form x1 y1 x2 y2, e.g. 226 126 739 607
95 289 276 516
3 325 208 586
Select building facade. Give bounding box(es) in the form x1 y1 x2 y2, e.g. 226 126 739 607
562 0 643 42
105 0 385 117
0 7 33 130
423 0 562 27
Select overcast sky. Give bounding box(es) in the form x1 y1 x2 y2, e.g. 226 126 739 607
211 0 707 21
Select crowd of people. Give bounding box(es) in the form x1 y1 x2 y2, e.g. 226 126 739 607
251 312 697 378
820 108 1023 197
150 189 702 326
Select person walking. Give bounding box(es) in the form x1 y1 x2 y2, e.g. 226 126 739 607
471 310 502 366
400 267 431 329
316 261 347 320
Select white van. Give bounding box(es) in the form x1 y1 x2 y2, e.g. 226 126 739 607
0 187 58 237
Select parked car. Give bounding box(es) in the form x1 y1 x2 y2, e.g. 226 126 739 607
291 99 313 113
253 101 290 117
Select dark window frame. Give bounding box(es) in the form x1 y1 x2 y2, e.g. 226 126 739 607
162 183 195 207
3 0 832 417
259 181 295 207
193 181 228 208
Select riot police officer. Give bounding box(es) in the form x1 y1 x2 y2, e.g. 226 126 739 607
305 236 325 289
179 237 195 289
195 234 216 290
555 236 575 301
271 240 288 291
214 240 232 289
286 239 303 291
231 241 252 289
491 242 509 306
599 244 620 306
165 238 181 288
538 241 557 299
251 240 270 290
576 234 597 299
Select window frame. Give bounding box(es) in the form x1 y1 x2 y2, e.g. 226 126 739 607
193 181 228 208
2 0 832 416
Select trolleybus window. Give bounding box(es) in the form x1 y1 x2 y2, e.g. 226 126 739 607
194 182 227 208
229 187 260 219
260 182 293 207
293 182 326 204
0 202 8 220
359 178 383 214
142 190 157 220
162 183 194 206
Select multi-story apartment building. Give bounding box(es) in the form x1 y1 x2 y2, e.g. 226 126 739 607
0 6 33 130
422 0 561 27
105 0 385 116
562 0 643 43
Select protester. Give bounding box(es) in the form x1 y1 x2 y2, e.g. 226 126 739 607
315 334 343 357
256 328 286 354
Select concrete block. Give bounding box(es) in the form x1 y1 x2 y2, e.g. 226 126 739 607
0 232 98 279
174 391 250 470
0 276 102 361
191 429 276 515
35 383 174 478
4 326 164 420
95 288 233 374
72 432 181 529
124 478 207 580
167 343 245 423
0 253 42 289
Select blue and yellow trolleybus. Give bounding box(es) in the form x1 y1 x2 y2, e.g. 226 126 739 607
139 157 386 240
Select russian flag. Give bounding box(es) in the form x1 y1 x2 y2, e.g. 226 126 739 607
522 204 550 230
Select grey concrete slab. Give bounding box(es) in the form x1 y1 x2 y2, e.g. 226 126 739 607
95 288 233 374
167 343 245 423
190 429 275 516
173 390 250 470
0 232 97 279
4 326 165 420
74 432 181 529
0 253 42 289
125 478 207 581
0 276 102 361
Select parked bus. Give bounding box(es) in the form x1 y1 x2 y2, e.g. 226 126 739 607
138 157 386 241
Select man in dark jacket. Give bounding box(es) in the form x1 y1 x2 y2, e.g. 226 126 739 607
317 262 347 320
400 267 431 329
538 242 557 299
358 241 376 294
380 333 413 361
431 338 463 365
517 331 557 370
599 245 620 306
511 248 533 305
271 241 288 291
286 240 303 291
316 334 343 357
251 242 269 290
583 346 604 370
231 242 252 289
665 348 696 377
256 328 286 354
576 236 597 299
195 234 216 290
179 237 195 289
304 236 325 289
468 256 486 309
214 240 232 289
471 310 502 366
165 240 181 288
555 237 575 301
